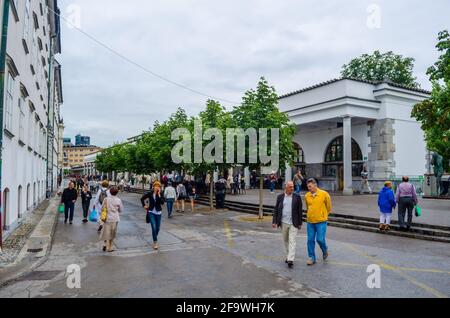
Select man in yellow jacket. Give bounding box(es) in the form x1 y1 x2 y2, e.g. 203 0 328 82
305 178 332 266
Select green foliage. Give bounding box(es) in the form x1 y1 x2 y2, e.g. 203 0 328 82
232 77 296 172
341 50 420 88
412 30 450 171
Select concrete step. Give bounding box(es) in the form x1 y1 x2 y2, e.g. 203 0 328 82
195 196 450 243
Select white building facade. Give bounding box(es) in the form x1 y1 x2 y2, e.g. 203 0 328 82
1 0 62 239
280 78 430 194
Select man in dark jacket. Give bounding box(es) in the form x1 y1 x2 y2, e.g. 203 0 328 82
272 181 303 268
61 182 78 224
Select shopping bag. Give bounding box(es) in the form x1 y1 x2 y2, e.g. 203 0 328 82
89 208 98 222
58 204 65 213
415 205 422 217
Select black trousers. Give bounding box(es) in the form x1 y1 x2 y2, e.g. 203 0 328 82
398 197 414 228
82 200 90 219
64 201 75 222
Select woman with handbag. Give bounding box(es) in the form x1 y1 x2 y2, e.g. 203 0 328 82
141 181 165 250
176 182 187 213
99 186 123 253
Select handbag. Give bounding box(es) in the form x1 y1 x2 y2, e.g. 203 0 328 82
146 211 151 224
100 199 108 222
58 204 65 213
89 208 98 222
415 205 422 217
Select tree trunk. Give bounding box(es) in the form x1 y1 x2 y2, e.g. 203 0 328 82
210 173 214 210
259 167 264 219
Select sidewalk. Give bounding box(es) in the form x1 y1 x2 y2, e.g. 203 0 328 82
222 189 450 227
0 194 60 286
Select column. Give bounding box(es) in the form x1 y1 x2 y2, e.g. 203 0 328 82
244 167 250 189
343 116 353 195
213 169 219 183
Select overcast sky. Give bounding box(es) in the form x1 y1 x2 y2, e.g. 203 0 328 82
58 0 450 148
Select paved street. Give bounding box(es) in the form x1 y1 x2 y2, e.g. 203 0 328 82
0 192 449 298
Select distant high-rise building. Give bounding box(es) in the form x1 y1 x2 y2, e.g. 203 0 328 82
75 134 90 147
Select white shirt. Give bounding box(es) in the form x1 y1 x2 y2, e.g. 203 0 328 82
164 186 176 199
281 194 293 225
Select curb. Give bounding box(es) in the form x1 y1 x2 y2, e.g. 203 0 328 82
0 195 60 288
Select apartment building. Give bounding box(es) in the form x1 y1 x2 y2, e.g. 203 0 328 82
0 0 63 238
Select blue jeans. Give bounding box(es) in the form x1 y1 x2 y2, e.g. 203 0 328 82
166 199 174 217
270 181 275 192
149 213 162 242
307 222 328 261
294 184 301 194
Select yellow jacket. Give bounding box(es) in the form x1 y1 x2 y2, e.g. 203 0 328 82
305 188 332 224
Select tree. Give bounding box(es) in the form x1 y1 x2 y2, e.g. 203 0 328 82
412 30 450 171
192 99 233 209
341 50 420 88
232 77 296 218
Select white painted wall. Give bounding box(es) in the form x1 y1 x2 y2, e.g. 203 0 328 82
393 120 427 177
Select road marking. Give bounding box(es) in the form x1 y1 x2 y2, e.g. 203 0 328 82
224 221 234 248
344 243 448 298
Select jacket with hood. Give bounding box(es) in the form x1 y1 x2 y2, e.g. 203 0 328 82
378 186 396 213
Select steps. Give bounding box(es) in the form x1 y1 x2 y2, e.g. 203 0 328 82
195 196 450 244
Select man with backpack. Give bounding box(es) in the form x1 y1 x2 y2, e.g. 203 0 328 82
94 180 111 232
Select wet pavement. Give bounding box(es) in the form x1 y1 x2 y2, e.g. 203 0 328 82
0 192 449 298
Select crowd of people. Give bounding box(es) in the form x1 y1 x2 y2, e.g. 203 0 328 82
58 168 420 267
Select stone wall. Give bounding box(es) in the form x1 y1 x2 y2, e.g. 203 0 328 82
368 119 396 180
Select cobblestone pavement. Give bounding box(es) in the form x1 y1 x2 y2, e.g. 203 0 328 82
0 200 50 266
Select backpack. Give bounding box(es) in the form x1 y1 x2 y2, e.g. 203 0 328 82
178 185 187 198
98 189 108 205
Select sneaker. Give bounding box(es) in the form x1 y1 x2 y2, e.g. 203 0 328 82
69 222 73 225
64 219 67 224
287 261 294 268
82 219 88 223
307 258 316 266
323 251 329 261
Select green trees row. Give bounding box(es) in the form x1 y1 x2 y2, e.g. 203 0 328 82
96 77 296 216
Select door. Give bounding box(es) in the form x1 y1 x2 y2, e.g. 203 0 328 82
338 165 344 191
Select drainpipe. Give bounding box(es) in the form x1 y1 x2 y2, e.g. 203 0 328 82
0 0 10 250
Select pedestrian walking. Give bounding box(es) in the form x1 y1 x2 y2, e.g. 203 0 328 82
81 185 92 223
377 181 396 232
396 176 418 231
272 181 303 268
164 182 176 218
269 174 277 193
305 178 332 266
176 182 187 213
141 181 165 250
61 181 77 225
215 176 227 209
293 170 304 194
188 187 197 212
360 166 373 194
94 180 111 232
99 186 123 253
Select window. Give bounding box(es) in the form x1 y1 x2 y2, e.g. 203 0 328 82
33 11 39 29
293 142 305 164
324 136 362 163
28 107 33 148
23 0 30 41
19 97 26 142
5 73 14 133
323 136 364 177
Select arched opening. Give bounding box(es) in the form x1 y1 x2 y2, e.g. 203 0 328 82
33 182 36 207
323 136 364 190
18 186 23 218
292 142 306 176
26 184 30 210
3 188 10 230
